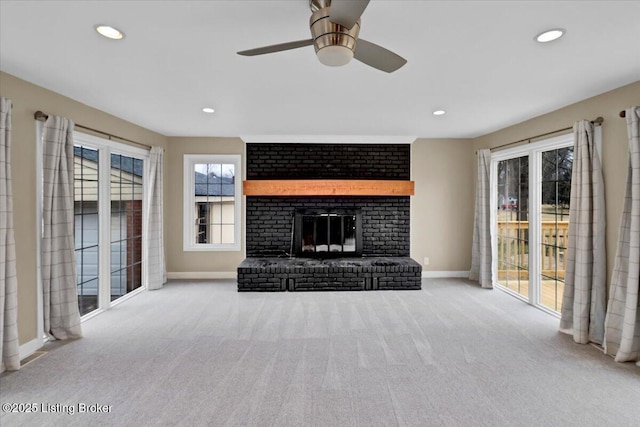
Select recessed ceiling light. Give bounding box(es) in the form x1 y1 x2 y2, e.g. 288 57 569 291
432 110 446 116
535 28 565 43
95 25 125 40
202 107 215 113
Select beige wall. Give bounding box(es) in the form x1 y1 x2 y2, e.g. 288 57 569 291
165 137 245 274
0 72 168 345
411 139 475 272
473 80 640 288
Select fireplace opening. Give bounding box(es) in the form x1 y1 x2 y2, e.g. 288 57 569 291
294 208 362 257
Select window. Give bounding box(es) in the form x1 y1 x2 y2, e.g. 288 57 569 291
183 155 241 251
491 132 586 315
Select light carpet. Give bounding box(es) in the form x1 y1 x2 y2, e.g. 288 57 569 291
1 278 639 426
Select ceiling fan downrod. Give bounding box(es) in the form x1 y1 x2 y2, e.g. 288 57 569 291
310 0 331 12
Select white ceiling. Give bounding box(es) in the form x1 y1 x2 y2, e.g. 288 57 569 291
1 0 639 139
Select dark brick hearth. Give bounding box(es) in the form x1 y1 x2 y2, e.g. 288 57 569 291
238 257 421 292
239 142 421 291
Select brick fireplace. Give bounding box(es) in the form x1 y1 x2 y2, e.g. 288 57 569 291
237 143 421 291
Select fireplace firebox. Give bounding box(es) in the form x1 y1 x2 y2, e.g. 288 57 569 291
294 208 362 257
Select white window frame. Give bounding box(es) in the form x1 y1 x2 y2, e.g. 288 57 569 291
183 154 242 251
74 132 150 317
490 131 594 315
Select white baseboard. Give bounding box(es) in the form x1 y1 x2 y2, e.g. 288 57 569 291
19 337 45 361
167 271 237 280
422 271 469 278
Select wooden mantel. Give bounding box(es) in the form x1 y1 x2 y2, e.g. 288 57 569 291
243 180 414 196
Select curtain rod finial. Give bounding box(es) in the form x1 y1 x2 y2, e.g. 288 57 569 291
619 110 626 118
593 116 604 125
34 110 48 121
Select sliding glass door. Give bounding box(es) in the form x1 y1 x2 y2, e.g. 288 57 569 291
492 133 574 314
73 133 147 317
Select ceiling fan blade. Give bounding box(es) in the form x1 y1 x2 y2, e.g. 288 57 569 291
237 39 314 56
329 0 370 29
354 38 407 73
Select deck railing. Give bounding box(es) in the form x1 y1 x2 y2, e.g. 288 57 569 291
497 221 569 279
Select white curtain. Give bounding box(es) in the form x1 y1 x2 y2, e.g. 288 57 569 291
559 120 606 344
145 146 166 291
42 116 82 340
604 106 640 365
0 97 20 372
470 149 493 288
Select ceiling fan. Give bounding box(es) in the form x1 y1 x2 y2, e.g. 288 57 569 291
237 0 407 73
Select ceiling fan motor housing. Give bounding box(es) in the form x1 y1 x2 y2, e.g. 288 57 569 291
310 7 360 66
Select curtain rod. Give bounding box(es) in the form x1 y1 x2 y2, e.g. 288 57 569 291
34 110 152 150
485 116 604 153
620 110 626 118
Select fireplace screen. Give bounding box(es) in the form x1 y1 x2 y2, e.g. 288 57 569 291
294 209 362 256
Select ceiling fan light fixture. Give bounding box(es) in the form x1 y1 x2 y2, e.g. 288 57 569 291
316 45 354 67
95 25 125 40
535 28 565 43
